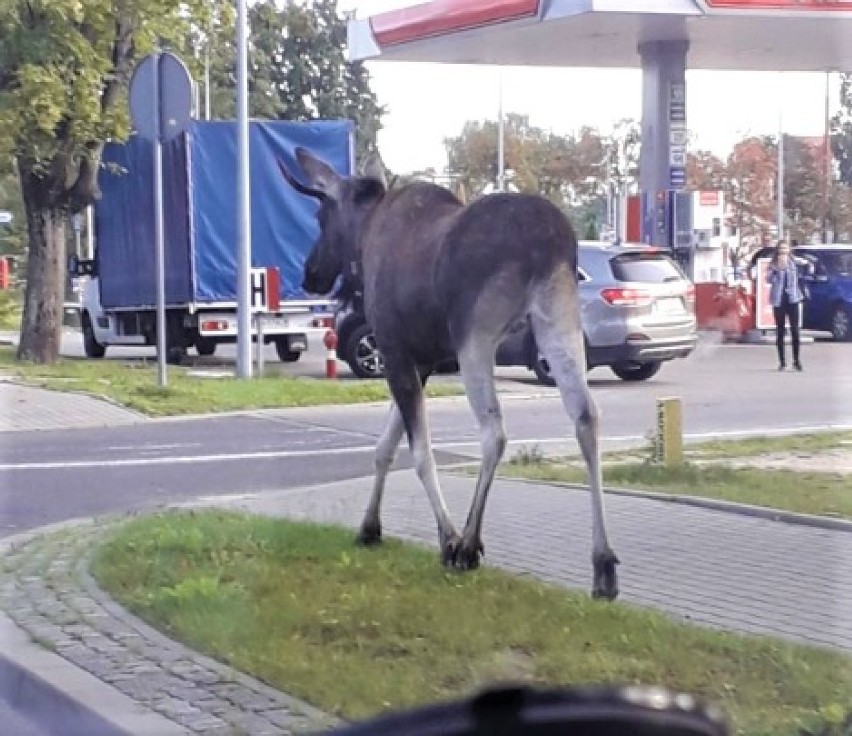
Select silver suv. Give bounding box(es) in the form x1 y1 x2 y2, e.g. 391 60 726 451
336 241 697 384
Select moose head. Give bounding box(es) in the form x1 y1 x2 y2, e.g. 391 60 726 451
278 147 386 296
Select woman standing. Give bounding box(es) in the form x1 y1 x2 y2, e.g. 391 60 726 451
766 240 806 371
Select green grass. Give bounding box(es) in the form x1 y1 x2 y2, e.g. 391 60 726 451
499 461 852 520
0 345 460 416
0 290 21 330
496 431 852 520
91 511 852 735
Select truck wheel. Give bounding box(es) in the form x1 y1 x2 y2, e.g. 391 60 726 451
274 338 301 363
345 324 384 379
82 313 106 359
195 337 217 356
610 361 662 382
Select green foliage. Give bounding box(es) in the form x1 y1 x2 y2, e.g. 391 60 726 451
443 114 638 235
831 73 852 187
798 705 852 736
0 0 213 206
203 0 383 162
0 345 461 415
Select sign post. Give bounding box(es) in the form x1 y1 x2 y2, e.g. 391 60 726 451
129 51 193 386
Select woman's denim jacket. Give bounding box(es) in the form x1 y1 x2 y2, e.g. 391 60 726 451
766 259 805 307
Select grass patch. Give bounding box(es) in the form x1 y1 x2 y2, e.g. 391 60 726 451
0 290 21 331
500 461 852 520
0 345 459 416
496 433 852 520
92 511 851 735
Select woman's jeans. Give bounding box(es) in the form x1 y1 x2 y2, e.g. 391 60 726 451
773 298 801 366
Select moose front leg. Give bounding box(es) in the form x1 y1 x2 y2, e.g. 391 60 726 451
357 402 405 545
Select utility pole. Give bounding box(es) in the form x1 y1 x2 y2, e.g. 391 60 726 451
777 111 785 241
823 70 831 243
497 69 505 192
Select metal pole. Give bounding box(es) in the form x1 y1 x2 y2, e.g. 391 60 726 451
823 70 831 242
777 111 784 241
497 69 505 191
236 0 252 378
85 206 94 260
204 41 211 121
153 51 168 387
255 314 264 377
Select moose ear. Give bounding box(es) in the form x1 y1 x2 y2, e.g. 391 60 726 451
353 176 385 206
295 147 341 196
362 151 388 189
277 158 325 200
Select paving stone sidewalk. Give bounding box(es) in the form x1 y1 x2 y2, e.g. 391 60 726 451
1 472 850 736
0 380 144 433
0 522 339 735
195 471 852 652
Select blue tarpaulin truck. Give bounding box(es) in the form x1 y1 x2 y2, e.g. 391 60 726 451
72 119 352 363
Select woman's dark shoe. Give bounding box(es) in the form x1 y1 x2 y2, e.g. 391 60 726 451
778 363 786 371
794 361 803 371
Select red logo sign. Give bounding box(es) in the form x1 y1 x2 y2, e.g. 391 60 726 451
699 191 720 206
704 1 852 9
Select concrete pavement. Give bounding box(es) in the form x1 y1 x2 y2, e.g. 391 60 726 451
0 344 850 734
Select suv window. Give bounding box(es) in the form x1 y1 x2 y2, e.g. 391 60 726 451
610 253 685 283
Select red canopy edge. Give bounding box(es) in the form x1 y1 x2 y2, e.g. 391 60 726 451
370 0 541 48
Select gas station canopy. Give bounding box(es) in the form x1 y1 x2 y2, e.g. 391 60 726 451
347 0 852 72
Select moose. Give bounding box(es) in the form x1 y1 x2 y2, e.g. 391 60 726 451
279 149 619 600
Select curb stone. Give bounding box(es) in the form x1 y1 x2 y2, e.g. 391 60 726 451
0 517 341 736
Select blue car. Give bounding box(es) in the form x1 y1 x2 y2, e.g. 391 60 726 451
795 245 852 341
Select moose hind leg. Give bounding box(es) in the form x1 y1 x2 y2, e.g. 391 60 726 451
384 357 460 564
530 285 619 600
357 402 405 546
453 338 507 570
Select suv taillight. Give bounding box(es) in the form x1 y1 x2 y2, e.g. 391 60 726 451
599 287 653 307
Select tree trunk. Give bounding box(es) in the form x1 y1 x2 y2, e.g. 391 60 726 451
16 180 66 364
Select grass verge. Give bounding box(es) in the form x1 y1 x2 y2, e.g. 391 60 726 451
92 511 851 735
0 345 459 416
498 432 852 520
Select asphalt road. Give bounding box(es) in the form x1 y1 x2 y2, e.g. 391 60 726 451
1 332 850 539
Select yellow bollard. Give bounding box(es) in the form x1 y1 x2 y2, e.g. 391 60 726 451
654 397 683 466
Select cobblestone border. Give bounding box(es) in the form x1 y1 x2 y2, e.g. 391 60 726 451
0 517 340 736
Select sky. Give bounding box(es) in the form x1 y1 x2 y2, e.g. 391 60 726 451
336 0 840 176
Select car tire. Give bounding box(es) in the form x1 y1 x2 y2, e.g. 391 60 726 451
274 337 301 362
82 313 106 359
345 323 384 379
195 337 217 356
830 303 852 342
531 351 557 386
610 361 662 382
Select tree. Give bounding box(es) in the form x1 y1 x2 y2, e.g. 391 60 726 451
444 115 618 216
0 0 214 363
205 0 383 163
686 150 726 192
724 137 778 249
831 72 852 187
783 135 827 243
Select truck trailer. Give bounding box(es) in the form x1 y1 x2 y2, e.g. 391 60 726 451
73 119 352 363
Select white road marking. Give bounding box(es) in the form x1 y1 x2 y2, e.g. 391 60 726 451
2 423 850 471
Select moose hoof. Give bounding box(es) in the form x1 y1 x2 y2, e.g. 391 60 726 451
440 531 463 568
591 549 620 601
453 538 484 571
355 521 382 546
